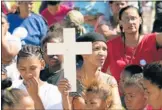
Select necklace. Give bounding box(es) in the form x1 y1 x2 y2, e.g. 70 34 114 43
124 35 140 65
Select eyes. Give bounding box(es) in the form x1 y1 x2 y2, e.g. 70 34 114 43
19 66 37 71
124 93 136 99
92 46 107 51
85 100 98 105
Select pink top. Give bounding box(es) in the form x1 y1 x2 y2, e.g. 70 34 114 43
2 2 8 14
102 33 162 83
145 105 162 110
41 5 71 27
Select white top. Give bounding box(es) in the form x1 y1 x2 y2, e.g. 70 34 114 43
12 80 63 110
3 32 22 81
6 32 21 51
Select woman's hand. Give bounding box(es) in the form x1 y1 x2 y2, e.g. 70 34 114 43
58 78 72 110
58 78 71 97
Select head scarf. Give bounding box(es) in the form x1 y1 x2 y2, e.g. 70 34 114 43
77 32 107 43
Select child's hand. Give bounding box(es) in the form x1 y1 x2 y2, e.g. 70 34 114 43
25 75 39 100
58 78 71 97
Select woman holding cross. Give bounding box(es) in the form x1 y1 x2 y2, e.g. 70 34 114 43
58 32 122 109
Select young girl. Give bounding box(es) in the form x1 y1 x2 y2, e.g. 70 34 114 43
58 32 122 109
2 78 44 110
84 80 113 110
12 45 63 109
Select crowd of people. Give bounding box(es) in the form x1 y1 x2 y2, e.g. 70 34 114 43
1 1 162 110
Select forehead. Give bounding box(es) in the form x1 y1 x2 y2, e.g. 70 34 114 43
92 41 107 46
121 71 131 78
86 92 101 99
18 56 40 65
124 84 142 93
122 8 139 17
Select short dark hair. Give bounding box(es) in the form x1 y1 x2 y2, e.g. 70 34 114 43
143 63 162 89
123 64 143 76
47 1 61 6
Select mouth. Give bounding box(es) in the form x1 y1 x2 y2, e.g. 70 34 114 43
49 56 59 65
99 58 105 64
128 25 135 29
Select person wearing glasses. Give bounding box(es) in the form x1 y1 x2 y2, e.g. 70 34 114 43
102 6 162 85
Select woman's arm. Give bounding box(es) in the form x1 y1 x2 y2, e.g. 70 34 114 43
97 24 118 40
109 76 123 109
58 79 72 110
2 27 20 64
156 33 162 48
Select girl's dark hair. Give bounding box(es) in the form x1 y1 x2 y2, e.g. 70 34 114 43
17 45 43 64
1 78 12 90
119 6 143 55
1 78 28 110
143 63 162 89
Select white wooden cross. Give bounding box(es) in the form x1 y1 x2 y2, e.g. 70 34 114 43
47 28 92 92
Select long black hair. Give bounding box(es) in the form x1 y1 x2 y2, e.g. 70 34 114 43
119 5 143 55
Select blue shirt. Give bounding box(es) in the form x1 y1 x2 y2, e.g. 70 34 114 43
74 1 111 32
7 13 48 46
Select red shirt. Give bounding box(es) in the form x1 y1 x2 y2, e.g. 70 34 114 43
41 5 71 27
2 2 8 14
145 105 162 110
102 33 162 83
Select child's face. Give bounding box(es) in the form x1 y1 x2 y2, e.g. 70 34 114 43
85 92 107 110
42 39 63 69
17 57 44 80
142 79 162 108
124 85 147 110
